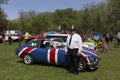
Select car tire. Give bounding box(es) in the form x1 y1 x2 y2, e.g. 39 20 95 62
78 58 87 72
23 54 34 65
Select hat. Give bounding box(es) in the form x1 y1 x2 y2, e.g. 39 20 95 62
70 25 76 31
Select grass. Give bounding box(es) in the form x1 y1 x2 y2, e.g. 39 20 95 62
0 42 120 80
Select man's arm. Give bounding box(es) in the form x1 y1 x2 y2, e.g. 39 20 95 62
78 35 83 53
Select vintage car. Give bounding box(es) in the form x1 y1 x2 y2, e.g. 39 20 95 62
82 42 97 51
85 39 102 48
15 38 100 72
0 35 3 43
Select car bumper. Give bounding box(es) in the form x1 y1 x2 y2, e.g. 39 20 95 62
88 56 101 70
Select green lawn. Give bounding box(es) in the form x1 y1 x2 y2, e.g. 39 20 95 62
0 42 120 80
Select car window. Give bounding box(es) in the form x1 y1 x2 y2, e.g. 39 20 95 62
40 40 47 48
28 40 38 47
46 35 68 42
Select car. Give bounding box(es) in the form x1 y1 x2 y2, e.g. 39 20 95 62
45 38 65 48
5 30 20 42
85 34 102 48
15 38 100 72
46 33 68 42
21 35 39 40
0 35 3 43
82 42 97 51
46 33 97 51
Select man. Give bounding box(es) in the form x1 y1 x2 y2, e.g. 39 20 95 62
66 28 82 75
8 31 12 45
1 30 5 43
18 31 22 47
24 31 30 43
117 31 120 45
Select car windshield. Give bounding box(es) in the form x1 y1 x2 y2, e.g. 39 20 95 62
27 39 65 49
52 38 65 48
28 40 38 47
46 34 68 42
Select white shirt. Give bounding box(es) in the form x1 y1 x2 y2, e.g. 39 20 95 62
117 32 120 39
66 33 82 53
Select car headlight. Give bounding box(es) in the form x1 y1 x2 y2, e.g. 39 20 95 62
88 45 95 50
86 54 92 58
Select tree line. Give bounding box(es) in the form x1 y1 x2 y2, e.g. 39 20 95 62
0 0 120 34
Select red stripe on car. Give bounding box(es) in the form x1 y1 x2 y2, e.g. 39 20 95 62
19 47 34 57
49 49 56 64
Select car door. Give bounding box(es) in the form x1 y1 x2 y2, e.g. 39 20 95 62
30 39 67 65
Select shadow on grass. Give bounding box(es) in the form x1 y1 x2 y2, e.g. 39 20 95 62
16 60 23 63
16 60 67 70
113 45 120 48
16 60 99 73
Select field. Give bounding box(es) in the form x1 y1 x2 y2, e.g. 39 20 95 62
0 42 120 80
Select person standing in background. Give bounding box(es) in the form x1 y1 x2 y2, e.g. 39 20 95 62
8 31 12 45
109 32 114 44
66 28 82 75
102 34 108 53
24 31 30 43
18 31 22 47
105 32 110 44
1 30 5 44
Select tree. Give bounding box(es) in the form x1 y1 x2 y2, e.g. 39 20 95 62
0 0 8 31
107 0 120 32
53 8 78 30
0 8 7 31
31 12 53 33
0 0 9 8
18 10 38 32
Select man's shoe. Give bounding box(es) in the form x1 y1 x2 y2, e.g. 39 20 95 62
73 72 79 75
68 70 74 73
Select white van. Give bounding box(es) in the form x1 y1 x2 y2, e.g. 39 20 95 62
5 30 20 41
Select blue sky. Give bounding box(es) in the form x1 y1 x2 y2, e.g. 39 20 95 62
2 0 105 20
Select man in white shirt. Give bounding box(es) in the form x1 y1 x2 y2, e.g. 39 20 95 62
117 31 120 45
66 28 82 75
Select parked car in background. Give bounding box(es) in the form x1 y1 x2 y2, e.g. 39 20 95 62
5 30 21 42
46 34 68 42
46 33 97 51
0 35 3 43
15 38 100 72
22 35 39 40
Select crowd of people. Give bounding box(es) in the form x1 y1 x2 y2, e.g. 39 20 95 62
85 31 120 53
0 28 120 75
0 29 120 48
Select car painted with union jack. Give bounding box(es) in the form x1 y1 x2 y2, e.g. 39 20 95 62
15 38 100 72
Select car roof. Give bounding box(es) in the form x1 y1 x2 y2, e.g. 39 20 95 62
46 34 68 36
36 38 46 40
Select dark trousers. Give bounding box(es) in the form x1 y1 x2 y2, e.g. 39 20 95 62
67 48 79 73
25 39 30 44
105 37 109 44
18 38 21 47
117 38 120 45
8 37 12 45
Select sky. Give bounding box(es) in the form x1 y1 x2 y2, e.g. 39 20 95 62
2 0 105 20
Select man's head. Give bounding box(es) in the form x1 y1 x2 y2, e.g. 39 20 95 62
70 28 76 34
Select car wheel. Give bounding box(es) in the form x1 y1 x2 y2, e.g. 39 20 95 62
78 58 87 72
23 54 34 65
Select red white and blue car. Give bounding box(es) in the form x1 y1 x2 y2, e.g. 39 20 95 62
15 38 100 72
